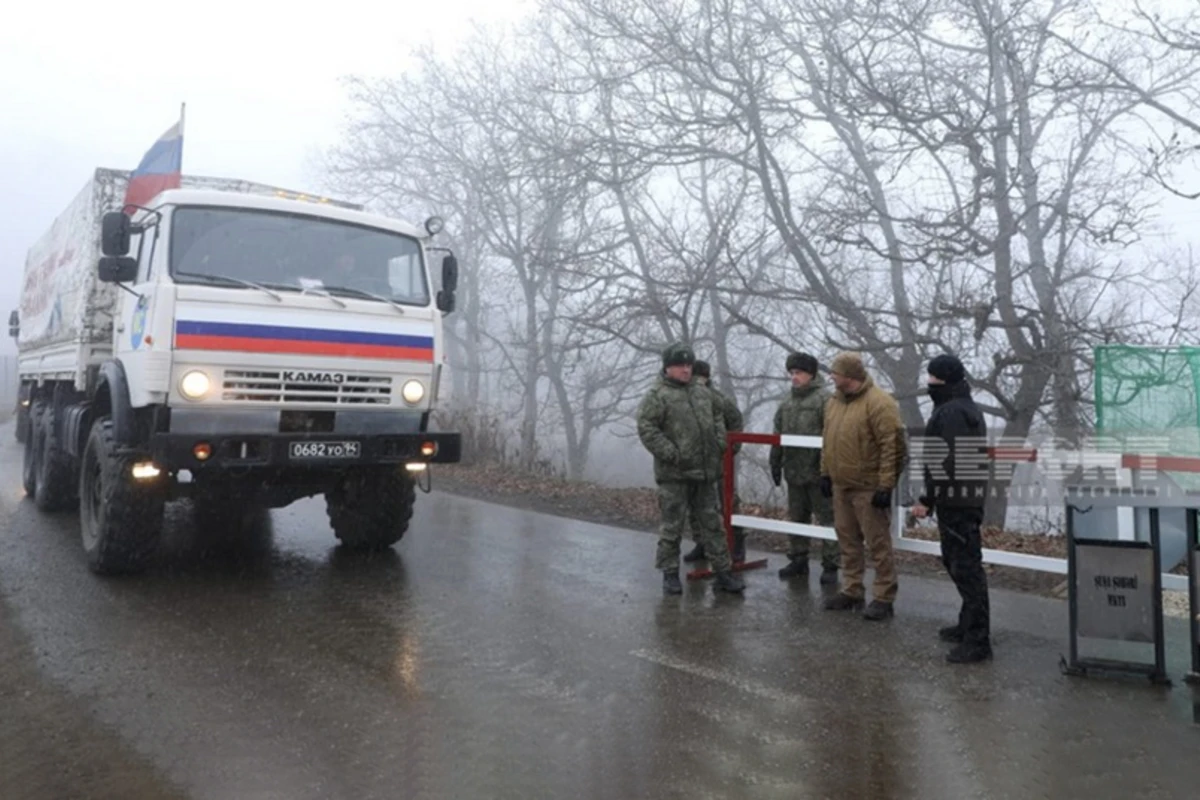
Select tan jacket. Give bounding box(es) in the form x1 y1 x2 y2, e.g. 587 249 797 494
819 376 908 490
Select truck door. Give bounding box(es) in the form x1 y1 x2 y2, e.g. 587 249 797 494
115 228 171 407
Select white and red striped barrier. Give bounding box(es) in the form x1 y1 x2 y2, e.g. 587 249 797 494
698 431 1200 591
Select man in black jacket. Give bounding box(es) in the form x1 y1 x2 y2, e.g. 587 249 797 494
912 354 992 663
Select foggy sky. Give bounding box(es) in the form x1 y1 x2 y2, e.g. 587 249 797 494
0 0 531 355
1 0 1195 359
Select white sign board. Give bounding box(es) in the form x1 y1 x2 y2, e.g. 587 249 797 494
1193 549 1200 628
1075 542 1157 643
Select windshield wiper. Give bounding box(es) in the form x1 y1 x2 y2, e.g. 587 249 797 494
299 285 347 308
320 285 407 315
175 271 284 302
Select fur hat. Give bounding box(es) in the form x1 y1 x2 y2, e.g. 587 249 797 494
692 359 711 379
829 351 867 382
785 352 819 376
661 341 695 368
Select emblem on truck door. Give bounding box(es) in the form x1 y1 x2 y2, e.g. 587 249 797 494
130 295 149 349
282 370 345 384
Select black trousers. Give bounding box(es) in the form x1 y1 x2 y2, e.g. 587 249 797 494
937 507 990 646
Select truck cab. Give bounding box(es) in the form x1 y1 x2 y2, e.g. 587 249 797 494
22 182 462 574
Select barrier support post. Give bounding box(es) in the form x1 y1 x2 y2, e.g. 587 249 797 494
1186 509 1200 685
686 433 769 581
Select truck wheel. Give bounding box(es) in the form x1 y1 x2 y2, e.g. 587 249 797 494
79 417 165 575
21 405 40 497
15 403 30 444
325 468 415 550
34 404 78 512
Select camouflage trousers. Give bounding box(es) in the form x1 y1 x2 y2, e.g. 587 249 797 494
785 481 840 570
656 480 732 573
690 484 741 542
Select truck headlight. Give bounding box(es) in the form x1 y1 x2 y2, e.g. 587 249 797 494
179 370 212 400
401 380 425 405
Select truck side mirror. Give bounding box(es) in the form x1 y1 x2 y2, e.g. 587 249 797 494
98 256 138 283
442 255 459 293
7 309 17 339
101 211 132 256
437 254 458 313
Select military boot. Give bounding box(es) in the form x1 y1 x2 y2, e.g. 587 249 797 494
824 593 864 611
778 559 809 579
713 570 745 593
863 600 895 621
682 543 706 563
819 566 839 585
663 570 683 595
939 625 964 643
946 642 992 664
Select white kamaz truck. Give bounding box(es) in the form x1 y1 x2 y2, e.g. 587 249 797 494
9 167 462 574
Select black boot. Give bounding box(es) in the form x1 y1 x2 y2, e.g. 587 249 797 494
939 625 964 643
713 570 745 593
663 570 683 595
946 642 992 663
824 593 863 611
778 559 809 579
731 532 746 563
682 543 706 563
863 600 895 621
819 566 839 585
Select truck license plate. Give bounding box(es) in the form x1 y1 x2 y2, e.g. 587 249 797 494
288 440 362 460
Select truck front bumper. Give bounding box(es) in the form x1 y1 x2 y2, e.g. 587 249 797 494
149 430 462 473
148 407 461 473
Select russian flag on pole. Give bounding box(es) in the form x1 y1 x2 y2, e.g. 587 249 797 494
123 108 184 211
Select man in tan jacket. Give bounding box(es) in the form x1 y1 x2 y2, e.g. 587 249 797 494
818 352 908 620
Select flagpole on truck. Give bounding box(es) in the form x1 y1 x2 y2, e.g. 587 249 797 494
179 101 186 167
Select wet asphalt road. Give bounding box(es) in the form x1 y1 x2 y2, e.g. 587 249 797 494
2 425 1200 800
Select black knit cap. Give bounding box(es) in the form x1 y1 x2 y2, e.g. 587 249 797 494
693 360 711 378
662 341 695 368
928 354 966 384
786 352 819 376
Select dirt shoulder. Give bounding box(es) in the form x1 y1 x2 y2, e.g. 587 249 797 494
433 463 1071 599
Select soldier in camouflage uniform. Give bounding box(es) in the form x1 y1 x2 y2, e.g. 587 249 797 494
769 353 841 584
684 360 748 564
637 343 746 595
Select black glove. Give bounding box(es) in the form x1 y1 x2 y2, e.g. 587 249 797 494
871 488 892 509
819 476 833 498
771 464 782 487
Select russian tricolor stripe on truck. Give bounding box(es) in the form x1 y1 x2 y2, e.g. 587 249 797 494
174 319 435 361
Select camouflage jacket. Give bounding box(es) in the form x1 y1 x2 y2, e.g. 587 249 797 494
637 375 727 483
769 378 829 485
708 385 744 456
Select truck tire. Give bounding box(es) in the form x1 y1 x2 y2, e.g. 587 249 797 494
78 417 165 575
21 405 40 497
15 403 30 444
34 404 78 512
325 468 415 550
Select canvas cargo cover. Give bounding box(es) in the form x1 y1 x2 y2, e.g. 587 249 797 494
17 168 363 354
17 169 124 352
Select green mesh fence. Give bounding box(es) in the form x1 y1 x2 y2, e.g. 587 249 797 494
1094 345 1200 491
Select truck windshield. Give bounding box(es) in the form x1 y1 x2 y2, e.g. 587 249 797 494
169 207 430 306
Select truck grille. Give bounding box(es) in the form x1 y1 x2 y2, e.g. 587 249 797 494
221 370 393 405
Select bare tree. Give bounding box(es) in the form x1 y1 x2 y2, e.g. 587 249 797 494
544 0 1197 523
325 0 1197 525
